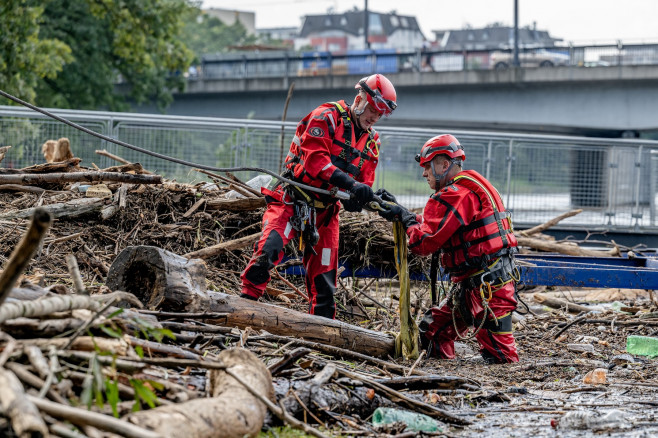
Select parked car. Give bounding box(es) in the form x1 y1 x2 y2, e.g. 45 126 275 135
490 49 570 69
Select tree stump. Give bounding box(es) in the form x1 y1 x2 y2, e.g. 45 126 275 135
106 246 209 312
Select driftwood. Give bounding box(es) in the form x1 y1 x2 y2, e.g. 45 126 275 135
516 236 620 257
184 232 262 259
533 293 600 314
204 292 395 358
0 197 105 220
0 171 162 185
106 246 209 311
107 245 396 357
206 197 266 211
0 158 81 174
95 149 154 174
0 208 52 306
0 368 49 437
126 348 273 438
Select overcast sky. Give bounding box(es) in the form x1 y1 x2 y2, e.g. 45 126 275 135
202 0 658 44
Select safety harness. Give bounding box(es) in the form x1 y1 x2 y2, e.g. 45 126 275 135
282 101 377 254
437 174 520 340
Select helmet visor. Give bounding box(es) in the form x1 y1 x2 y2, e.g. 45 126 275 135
418 142 463 162
359 80 397 116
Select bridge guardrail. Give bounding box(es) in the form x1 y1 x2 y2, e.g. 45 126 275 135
1 105 657 231
195 42 658 80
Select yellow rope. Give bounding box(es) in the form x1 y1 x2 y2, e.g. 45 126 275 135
393 221 420 359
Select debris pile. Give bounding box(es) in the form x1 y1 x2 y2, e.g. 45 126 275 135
0 148 657 437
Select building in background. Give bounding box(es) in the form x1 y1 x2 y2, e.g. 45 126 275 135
296 9 425 52
205 8 256 35
432 23 561 51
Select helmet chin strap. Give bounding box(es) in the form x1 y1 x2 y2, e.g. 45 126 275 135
431 160 461 190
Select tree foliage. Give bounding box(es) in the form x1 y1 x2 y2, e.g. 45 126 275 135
1 0 196 111
0 1 73 104
180 10 258 63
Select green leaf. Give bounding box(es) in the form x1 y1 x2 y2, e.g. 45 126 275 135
130 379 158 409
105 378 120 418
134 345 144 359
100 325 123 339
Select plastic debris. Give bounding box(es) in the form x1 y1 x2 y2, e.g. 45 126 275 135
555 409 626 430
626 335 658 358
372 407 444 432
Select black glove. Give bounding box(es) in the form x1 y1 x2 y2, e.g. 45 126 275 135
341 197 363 213
375 188 397 204
329 168 374 206
349 182 375 206
378 202 418 229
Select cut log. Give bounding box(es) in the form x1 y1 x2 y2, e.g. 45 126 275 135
106 245 209 312
206 197 266 211
126 348 273 438
0 171 162 186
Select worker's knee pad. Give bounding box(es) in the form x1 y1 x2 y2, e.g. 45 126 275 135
476 312 512 334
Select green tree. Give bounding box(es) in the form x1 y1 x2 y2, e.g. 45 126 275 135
180 10 258 63
35 0 195 111
0 1 73 104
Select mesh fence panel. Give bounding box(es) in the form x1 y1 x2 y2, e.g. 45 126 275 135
1 106 657 231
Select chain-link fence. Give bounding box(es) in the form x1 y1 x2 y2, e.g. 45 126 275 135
1 105 657 230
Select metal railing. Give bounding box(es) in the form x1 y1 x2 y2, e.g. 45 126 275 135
1 105 657 231
193 42 658 80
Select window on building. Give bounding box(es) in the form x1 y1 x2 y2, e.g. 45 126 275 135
400 17 408 27
390 15 399 27
369 13 383 35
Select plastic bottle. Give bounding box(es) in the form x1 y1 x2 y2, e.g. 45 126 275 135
557 409 626 430
371 407 444 432
626 335 658 358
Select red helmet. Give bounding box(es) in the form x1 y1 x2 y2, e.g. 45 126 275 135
355 74 397 116
415 134 465 167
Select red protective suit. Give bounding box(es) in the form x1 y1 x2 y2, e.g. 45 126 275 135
408 170 520 363
240 100 380 318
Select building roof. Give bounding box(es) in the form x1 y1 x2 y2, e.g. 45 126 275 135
433 25 561 50
299 10 424 39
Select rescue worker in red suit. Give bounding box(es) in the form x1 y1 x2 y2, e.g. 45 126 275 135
240 74 398 318
377 134 520 363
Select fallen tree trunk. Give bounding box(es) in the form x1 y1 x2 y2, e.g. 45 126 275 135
204 292 395 358
0 171 162 185
126 348 272 438
108 246 396 357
